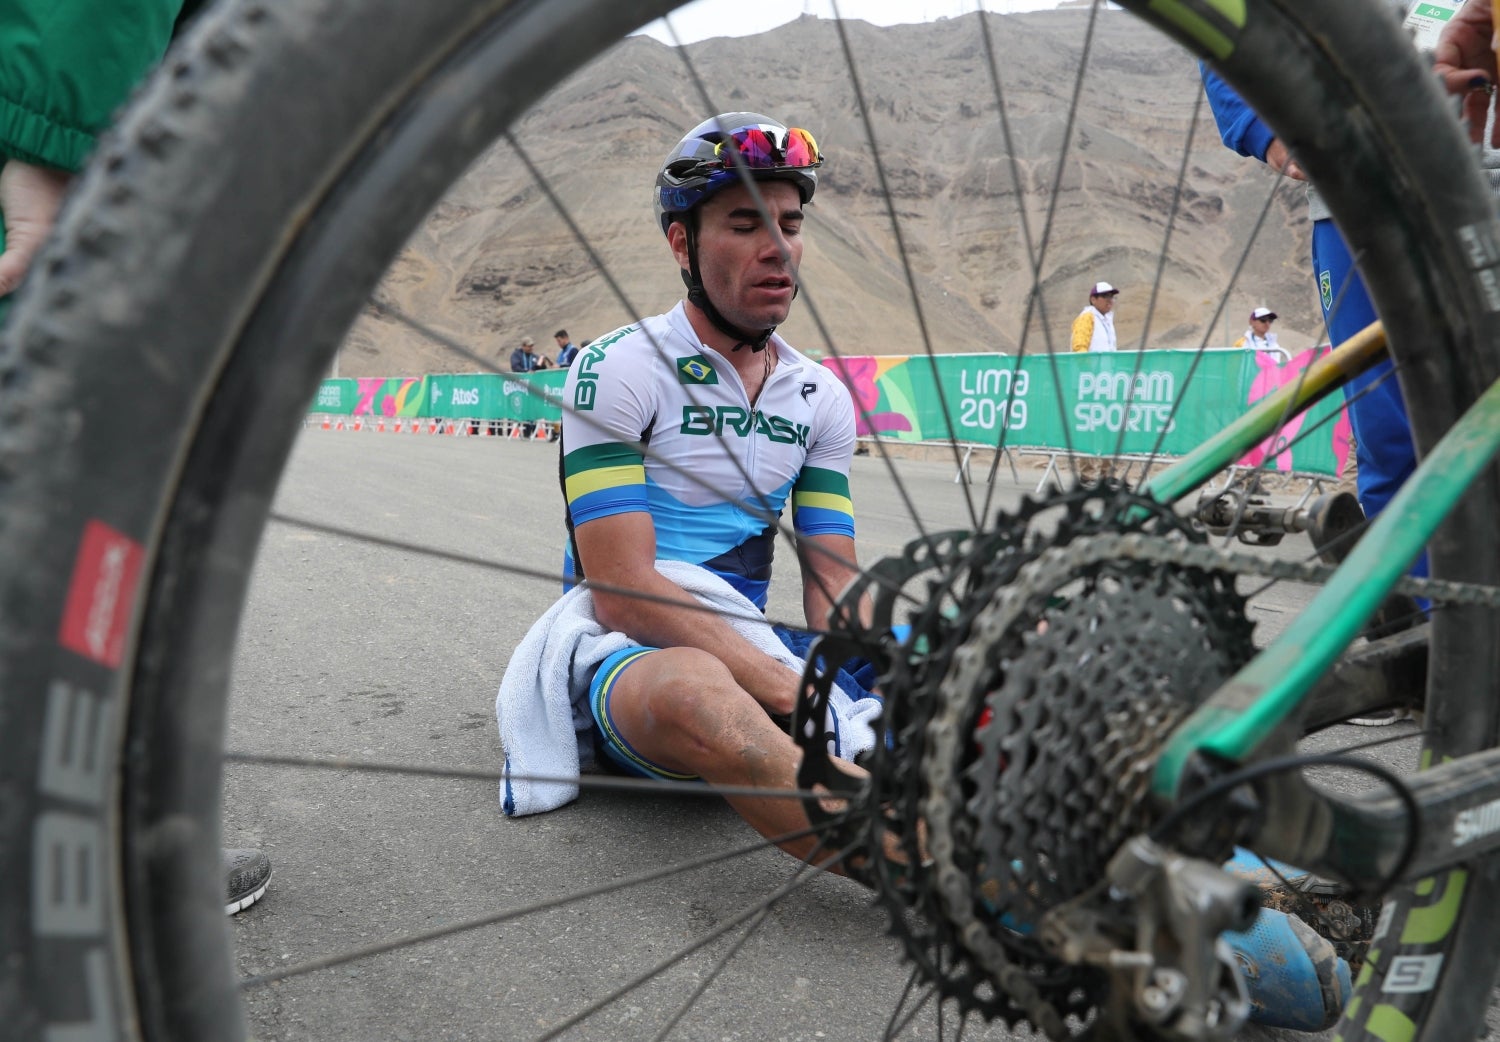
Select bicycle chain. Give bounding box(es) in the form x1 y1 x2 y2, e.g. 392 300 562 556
1110 531 1500 607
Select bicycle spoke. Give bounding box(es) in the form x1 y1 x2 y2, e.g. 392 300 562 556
531 847 852 1042
883 969 941 1040
1107 90 1204 473
975 4 1048 517
655 12 954 565
223 751 836 802
646 842 836 1042
823 2 985 532
239 817 857 990
1136 167 1296 482
1008 0 1107 484
264 511 845 634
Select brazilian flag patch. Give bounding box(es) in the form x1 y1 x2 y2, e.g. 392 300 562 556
677 355 719 384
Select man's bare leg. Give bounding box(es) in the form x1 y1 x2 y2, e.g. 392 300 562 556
603 647 865 868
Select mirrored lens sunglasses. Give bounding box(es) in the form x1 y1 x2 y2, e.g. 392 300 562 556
712 126 821 170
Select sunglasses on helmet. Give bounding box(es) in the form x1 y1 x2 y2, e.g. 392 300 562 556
714 126 820 169
667 125 822 181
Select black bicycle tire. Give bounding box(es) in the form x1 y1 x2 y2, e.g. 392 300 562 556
1127 2 1500 1037
0 1 1496 1042
0 1 685 1039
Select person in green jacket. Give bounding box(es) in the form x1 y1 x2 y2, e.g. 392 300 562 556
0 0 273 915
0 0 192 302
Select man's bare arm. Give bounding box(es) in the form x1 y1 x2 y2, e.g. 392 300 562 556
798 532 866 633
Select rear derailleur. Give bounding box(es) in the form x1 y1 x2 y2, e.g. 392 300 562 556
1041 836 1258 1041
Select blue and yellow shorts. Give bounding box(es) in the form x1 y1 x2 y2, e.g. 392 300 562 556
588 646 700 782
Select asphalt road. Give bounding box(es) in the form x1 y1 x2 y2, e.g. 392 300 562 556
223 429 1426 1042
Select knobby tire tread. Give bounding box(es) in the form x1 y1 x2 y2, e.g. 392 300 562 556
0 0 1498 1039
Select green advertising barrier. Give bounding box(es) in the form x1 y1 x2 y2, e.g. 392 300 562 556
426 374 505 419
500 370 566 422
309 351 1350 477
311 376 430 418
822 349 1351 477
311 378 359 414
311 371 566 421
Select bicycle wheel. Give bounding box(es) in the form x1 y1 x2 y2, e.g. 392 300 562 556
1 0 1498 1040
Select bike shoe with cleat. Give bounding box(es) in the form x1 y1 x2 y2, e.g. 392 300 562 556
1223 847 1381 968
1224 905 1352 1032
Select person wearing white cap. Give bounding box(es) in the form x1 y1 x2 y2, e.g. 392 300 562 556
1070 282 1119 353
1234 306 1280 352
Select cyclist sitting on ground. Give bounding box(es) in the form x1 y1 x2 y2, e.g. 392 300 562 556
497 113 880 868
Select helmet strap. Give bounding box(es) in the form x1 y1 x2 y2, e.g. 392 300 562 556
679 218 775 353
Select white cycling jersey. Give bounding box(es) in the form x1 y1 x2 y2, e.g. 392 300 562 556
560 302 857 609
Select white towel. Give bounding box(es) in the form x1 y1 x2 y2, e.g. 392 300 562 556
496 560 883 817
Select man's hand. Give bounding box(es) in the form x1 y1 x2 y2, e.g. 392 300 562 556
1265 138 1307 182
0 160 72 298
1434 0 1500 147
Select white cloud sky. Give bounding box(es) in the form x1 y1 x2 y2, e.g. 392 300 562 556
636 0 1071 45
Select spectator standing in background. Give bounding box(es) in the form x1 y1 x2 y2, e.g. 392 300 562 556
1070 281 1119 353
1070 281 1119 481
1234 307 1280 352
510 336 553 372
554 328 579 367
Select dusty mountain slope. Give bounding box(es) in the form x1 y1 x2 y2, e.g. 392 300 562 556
339 10 1313 376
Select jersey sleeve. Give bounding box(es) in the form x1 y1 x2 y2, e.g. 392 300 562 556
1071 312 1093 353
560 327 654 526
1200 63 1274 162
792 376 856 538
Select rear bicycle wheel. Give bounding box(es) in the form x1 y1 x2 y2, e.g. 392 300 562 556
0 1 1498 1041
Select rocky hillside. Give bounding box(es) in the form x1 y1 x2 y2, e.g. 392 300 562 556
339 9 1314 376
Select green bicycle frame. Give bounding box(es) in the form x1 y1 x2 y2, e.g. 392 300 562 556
1131 322 1500 884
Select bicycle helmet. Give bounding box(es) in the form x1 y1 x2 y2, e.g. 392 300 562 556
654 112 821 236
653 113 823 351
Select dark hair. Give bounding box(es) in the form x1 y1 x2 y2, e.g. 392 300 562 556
554 329 569 339
580 339 592 348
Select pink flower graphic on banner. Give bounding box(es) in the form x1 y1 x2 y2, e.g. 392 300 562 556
1238 347 1325 472
355 378 386 416
1330 407 1352 476
823 357 911 436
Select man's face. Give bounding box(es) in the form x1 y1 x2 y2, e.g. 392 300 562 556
1092 293 1116 314
1250 316 1272 334
555 335 568 348
670 180 804 330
